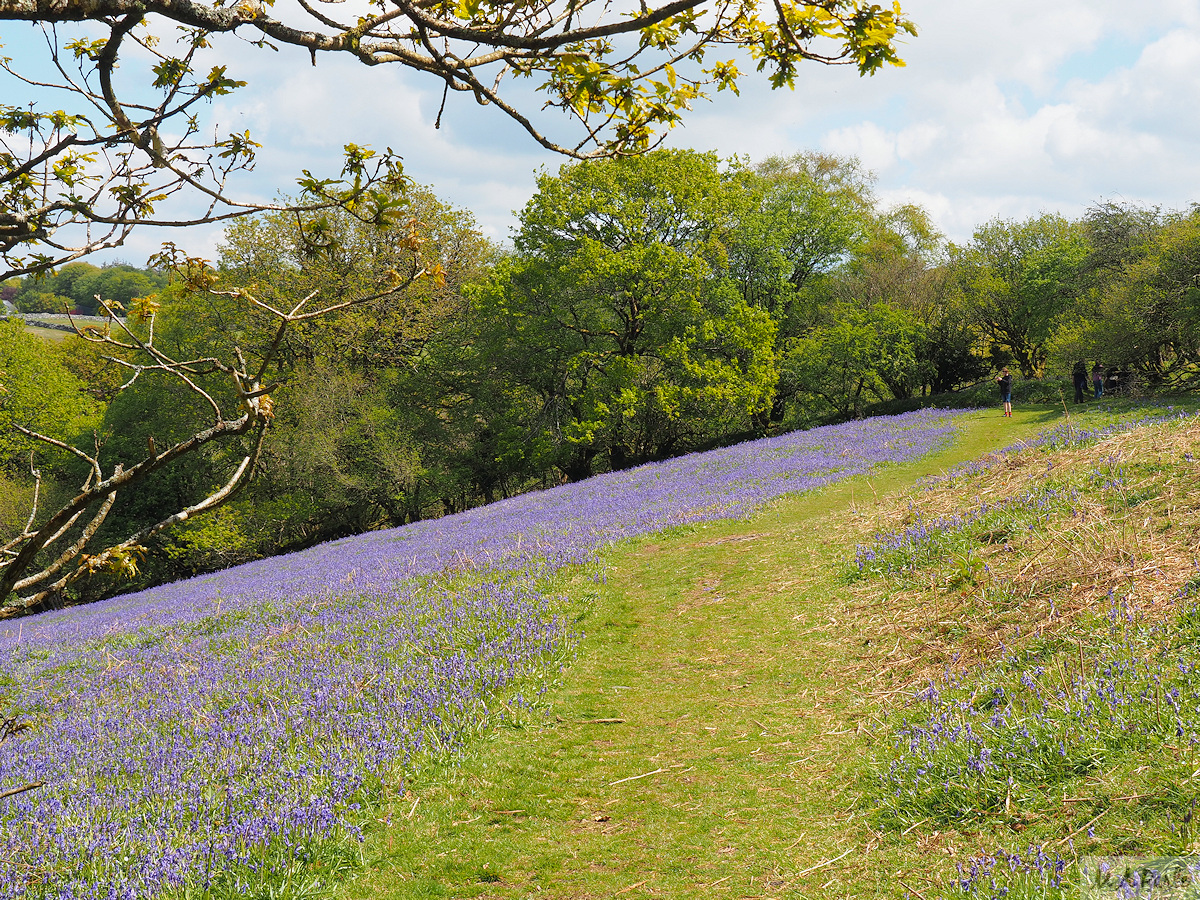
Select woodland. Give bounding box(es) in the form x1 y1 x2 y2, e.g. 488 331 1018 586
2 150 1198 610
0 0 923 613
0 0 1196 613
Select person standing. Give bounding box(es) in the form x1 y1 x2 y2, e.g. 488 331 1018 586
1092 362 1104 399
1072 361 1087 404
996 367 1013 417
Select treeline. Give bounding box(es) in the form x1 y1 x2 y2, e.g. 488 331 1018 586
2 149 1199 596
3 262 169 316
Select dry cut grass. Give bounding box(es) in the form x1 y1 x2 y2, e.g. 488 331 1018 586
843 414 1200 690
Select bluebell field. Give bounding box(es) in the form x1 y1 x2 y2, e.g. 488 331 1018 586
853 408 1200 900
875 589 1200 900
874 592 1200 827
0 408 964 898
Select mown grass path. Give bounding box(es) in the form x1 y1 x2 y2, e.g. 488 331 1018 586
337 408 1055 899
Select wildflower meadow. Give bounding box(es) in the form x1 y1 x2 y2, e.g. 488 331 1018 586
0 408 964 898
851 405 1200 900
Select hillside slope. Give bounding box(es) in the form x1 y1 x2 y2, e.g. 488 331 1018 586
338 400 1200 900
0 409 965 897
5 400 1196 899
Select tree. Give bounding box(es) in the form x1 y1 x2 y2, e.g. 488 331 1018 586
0 318 99 474
13 290 64 314
1080 200 1163 283
1051 209 1200 387
0 242 431 614
74 266 165 315
6 261 167 314
48 184 499 585
0 0 914 278
828 204 987 395
204 186 498 542
782 301 921 419
730 152 875 316
214 186 492 373
0 320 100 564
8 261 98 312
954 214 1088 378
84 184 492 568
717 152 877 424
476 150 777 477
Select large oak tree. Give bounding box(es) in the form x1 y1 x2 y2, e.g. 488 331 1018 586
474 150 778 477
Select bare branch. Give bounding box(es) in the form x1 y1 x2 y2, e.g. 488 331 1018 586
17 455 42 542
0 783 45 801
13 490 118 592
0 235 441 614
6 418 269 616
0 0 913 277
11 425 101 472
0 410 257 606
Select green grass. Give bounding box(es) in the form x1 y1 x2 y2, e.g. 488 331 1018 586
295 397 1200 900
317 406 1050 898
846 399 1200 897
22 323 71 343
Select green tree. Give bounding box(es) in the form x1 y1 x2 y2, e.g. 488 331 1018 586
7 262 166 314
828 204 987 395
478 150 778 476
723 153 882 424
729 152 875 316
71 266 165 315
1052 209 1200 387
13 291 67 315
783 302 923 419
0 320 100 553
215 186 493 373
954 214 1088 378
0 319 99 474
112 185 502 567
40 262 100 309
0 234 437 613
97 357 230 540
1077 200 1162 288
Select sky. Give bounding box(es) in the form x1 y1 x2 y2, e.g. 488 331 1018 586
7 0 1200 261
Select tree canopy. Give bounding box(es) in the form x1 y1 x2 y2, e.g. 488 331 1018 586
5 262 168 314
0 318 99 474
7 149 1200 614
475 150 778 476
0 0 914 278
952 214 1088 378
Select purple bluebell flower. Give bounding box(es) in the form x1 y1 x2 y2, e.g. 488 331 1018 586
0 409 967 896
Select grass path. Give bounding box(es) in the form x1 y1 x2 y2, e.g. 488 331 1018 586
336 408 1053 899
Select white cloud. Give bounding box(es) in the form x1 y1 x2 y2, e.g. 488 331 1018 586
785 1 1200 241
650 1 1200 243
6 0 1200 257
821 122 898 174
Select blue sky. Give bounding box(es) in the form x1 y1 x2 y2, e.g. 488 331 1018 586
5 0 1200 261
655 0 1200 246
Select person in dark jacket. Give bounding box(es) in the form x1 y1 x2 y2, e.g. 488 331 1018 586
996 367 1013 417
1092 362 1104 399
1072 361 1087 404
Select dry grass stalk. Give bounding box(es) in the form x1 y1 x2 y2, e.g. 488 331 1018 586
844 418 1200 687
